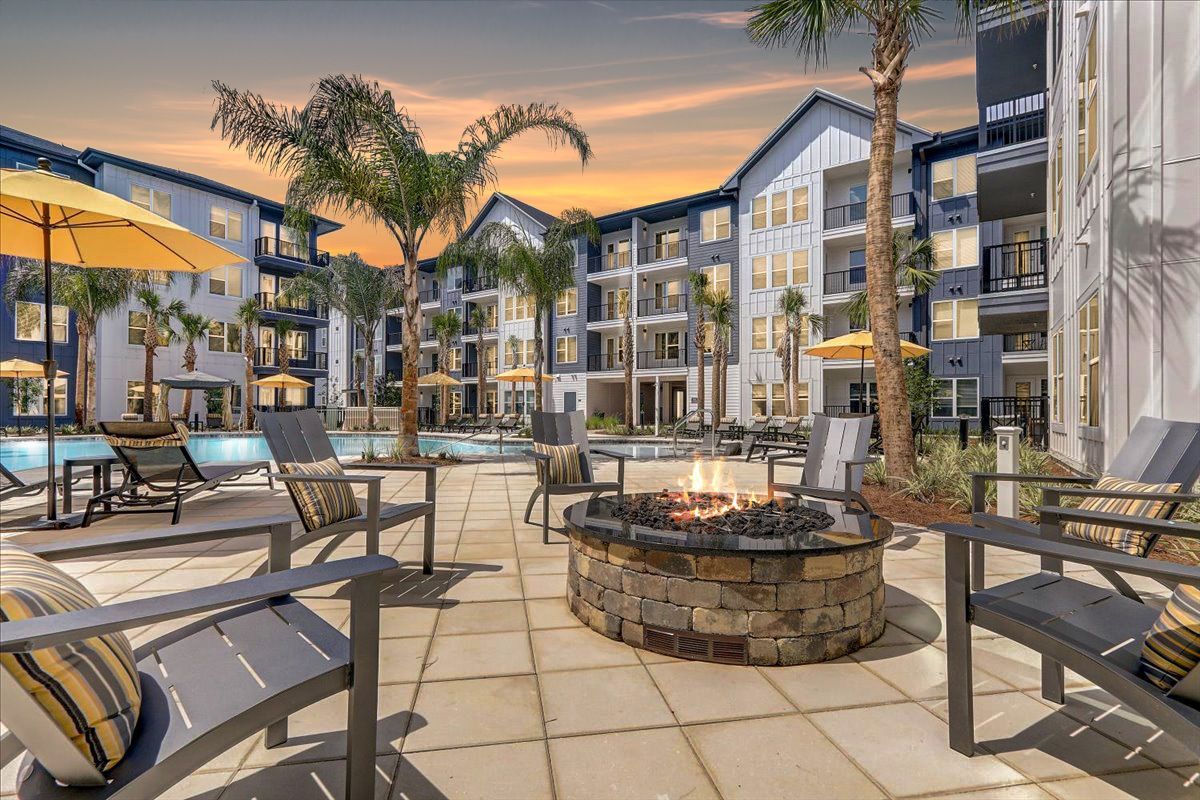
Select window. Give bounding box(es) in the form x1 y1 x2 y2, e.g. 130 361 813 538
702 321 716 354
751 384 768 416
933 378 979 418
504 294 534 322
653 229 681 260
931 155 977 200
703 263 730 297
556 288 577 317
752 256 767 290
126 380 159 415
770 192 788 226
14 301 67 342
605 239 631 269
209 207 244 242
1052 134 1064 236
447 347 461 371
751 196 767 230
770 383 787 417
1051 327 1064 422
791 187 809 222
770 315 786 350
700 207 731 242
10 378 66 416
208 320 227 352
506 338 534 366
931 299 979 340
796 315 810 347
127 311 148 346
1078 294 1100 426
931 226 979 270
752 317 768 350
286 329 309 360
1078 23 1099 176
654 331 680 361
449 391 462 416
556 336 577 364
792 250 809 284
795 382 810 417
208 264 244 298
848 184 868 204
771 253 788 287
130 184 171 218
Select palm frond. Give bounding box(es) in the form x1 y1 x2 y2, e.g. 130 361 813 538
746 0 864 65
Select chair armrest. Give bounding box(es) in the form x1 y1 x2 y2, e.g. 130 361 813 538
525 451 552 462
344 461 438 474
0 555 399 653
935 523 1200 585
1046 486 1200 504
766 448 806 463
18 516 295 562
844 457 880 466
1036 505 1200 541
971 472 1095 485
589 448 628 462
268 473 385 485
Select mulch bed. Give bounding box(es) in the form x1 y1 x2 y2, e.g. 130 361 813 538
861 485 971 528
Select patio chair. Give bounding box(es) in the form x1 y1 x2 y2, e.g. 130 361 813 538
767 416 803 442
1 463 97 505
84 421 269 527
260 409 439 574
714 417 741 442
765 414 877 512
967 416 1200 593
524 410 627 543
0 519 394 800
745 417 811 462
496 414 521 432
936 517 1200 760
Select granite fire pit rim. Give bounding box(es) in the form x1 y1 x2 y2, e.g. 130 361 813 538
562 494 894 557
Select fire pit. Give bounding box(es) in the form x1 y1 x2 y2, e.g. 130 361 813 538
563 486 892 666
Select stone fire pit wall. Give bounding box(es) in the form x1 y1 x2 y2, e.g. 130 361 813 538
566 533 886 666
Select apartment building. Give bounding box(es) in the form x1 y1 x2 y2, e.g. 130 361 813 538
1043 0 1200 471
0 126 341 427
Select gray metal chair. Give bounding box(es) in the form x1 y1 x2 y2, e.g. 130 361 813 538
524 410 626 543
765 414 877 512
260 409 439 574
937 516 1200 761
0 517 394 800
968 416 1200 593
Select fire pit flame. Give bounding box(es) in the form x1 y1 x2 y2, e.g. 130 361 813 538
667 459 762 522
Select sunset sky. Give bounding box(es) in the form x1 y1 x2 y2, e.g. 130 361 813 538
0 0 979 264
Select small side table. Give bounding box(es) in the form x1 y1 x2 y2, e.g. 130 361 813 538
61 456 119 515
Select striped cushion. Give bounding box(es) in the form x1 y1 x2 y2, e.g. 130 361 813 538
279 457 360 532
1140 584 1200 691
103 421 190 449
534 442 583 485
0 542 141 775
1062 475 1182 556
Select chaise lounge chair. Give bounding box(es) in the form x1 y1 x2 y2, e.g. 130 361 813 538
84 421 269 527
1 462 99 505
766 414 877 512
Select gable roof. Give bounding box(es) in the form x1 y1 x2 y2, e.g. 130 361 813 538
462 192 556 238
0 125 81 161
720 88 932 191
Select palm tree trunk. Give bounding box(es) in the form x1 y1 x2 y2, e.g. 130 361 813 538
182 343 196 421
438 339 449 426
243 331 256 431
476 331 485 419
694 310 706 423
790 323 802 415
74 320 89 426
866 84 916 484
398 251 421 456
622 310 633 432
365 335 376 428
711 336 721 421
85 336 97 429
142 314 156 423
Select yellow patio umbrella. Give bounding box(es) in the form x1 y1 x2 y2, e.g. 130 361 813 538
494 366 554 382
417 372 462 387
804 331 931 412
251 374 314 389
0 359 69 436
1 160 243 521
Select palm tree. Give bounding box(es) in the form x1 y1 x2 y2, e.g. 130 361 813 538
3 262 140 428
505 334 522 416
847 233 939 329
133 289 185 422
746 0 1022 480
212 75 592 457
234 298 261 430
687 270 712 425
431 309 462 425
708 291 734 419
468 305 492 420
778 287 825 416
175 311 213 422
440 209 598 412
622 293 634 432
775 330 793 417
272 319 298 378
282 252 399 429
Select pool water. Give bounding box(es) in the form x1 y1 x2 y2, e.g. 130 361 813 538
0 433 524 471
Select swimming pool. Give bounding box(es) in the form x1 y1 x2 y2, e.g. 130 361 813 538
0 433 525 471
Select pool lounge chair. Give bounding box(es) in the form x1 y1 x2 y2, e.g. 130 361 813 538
496 414 521 432
714 417 742 442
260 409 439 574
1 463 98 505
84 421 269 527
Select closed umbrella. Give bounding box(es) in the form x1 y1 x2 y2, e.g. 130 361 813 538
1 160 241 521
804 331 930 412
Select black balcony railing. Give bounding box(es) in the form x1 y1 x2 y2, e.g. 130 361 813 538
984 91 1047 150
254 292 329 319
587 352 625 371
637 239 688 265
824 192 913 230
981 395 1049 449
982 240 1049 293
386 331 402 347
254 347 326 369
823 267 868 295
254 236 329 267
636 345 687 370
421 329 436 342
586 250 633 274
462 322 498 337
637 294 688 317
460 362 498 379
1003 331 1048 352
462 274 498 294
419 287 441 304
587 303 631 323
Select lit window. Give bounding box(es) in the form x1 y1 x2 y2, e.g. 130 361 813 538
931 299 979 340
1078 294 1100 426
703 263 730 296
791 250 809 284
771 315 786 350
14 301 67 342
770 383 787 417
931 226 979 270
791 187 809 222
556 336 577 364
209 264 244 297
797 315 810 347
751 317 768 350
752 256 767 290
931 155 977 200
209 207 244 242
556 288 577 317
700 207 730 242
771 253 788 287
1051 327 1064 422
751 383 767 416
126 380 159 415
751 196 767 230
1078 24 1099 176
770 192 788 226
131 184 171 218
795 381 810 417
127 311 148 346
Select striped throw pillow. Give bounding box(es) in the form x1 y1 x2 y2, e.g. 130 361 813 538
1139 584 1200 692
0 542 142 774
278 457 361 532
534 442 583 485
1062 475 1182 556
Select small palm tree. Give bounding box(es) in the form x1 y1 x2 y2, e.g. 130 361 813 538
176 311 213 422
283 252 399 428
468 305 492 420
778 287 825 416
272 319 298 379
775 325 793 417
708 291 734 419
687 270 712 425
134 289 185 422
847 233 939 329
213 74 592 457
234 298 262 430
431 309 462 425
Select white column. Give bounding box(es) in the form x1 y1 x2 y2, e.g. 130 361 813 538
994 426 1021 518
654 376 661 436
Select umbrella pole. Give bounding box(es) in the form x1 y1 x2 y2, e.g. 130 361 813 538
41 201 57 521
858 348 865 415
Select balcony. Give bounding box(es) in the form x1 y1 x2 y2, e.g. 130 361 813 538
983 91 1046 151
636 345 687 370
386 331 402 347
587 251 633 274
462 274 498 294
977 91 1047 221
253 236 329 269
1003 331 1047 353
462 322 498 337
419 287 441 305
587 352 624 372
636 239 687 266
254 347 327 371
587 303 630 323
824 193 913 231
637 294 688 318
460 361 498 379
254 292 329 320
823 267 867 296
981 240 1048 293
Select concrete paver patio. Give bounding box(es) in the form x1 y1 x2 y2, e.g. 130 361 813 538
1 454 1197 799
